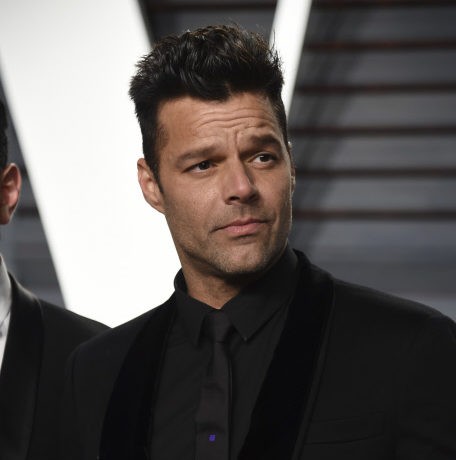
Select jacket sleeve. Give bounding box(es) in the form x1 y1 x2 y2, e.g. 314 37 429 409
396 316 456 459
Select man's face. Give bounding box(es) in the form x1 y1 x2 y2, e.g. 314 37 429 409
138 92 295 282
0 164 21 225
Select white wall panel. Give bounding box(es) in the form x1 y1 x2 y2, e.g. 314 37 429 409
0 0 180 326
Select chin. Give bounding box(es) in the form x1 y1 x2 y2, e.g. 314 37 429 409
215 246 281 279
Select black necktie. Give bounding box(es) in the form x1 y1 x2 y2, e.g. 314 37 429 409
195 310 232 460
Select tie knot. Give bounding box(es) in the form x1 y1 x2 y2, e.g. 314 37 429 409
205 310 232 343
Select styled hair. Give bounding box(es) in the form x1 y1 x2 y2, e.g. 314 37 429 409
0 99 8 170
129 24 288 182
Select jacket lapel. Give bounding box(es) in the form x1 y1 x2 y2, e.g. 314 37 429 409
239 253 335 460
99 296 176 460
0 276 44 460
99 253 334 460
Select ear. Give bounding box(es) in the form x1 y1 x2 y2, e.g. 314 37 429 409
137 158 165 214
291 164 296 194
287 142 296 193
0 163 21 225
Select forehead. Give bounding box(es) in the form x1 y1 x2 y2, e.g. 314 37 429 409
156 92 282 151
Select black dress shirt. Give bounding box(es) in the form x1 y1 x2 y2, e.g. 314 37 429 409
150 246 299 460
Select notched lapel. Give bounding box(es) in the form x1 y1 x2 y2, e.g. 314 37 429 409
0 276 43 460
239 253 335 460
99 297 176 460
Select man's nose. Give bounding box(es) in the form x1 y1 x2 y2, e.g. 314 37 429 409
222 161 259 205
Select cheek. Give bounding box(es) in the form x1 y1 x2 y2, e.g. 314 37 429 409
275 182 294 226
271 175 294 206
163 187 214 230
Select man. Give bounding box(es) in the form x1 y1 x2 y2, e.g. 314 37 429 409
0 98 108 460
61 25 456 460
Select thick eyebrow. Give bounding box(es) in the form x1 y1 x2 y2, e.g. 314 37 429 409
175 146 216 169
174 133 284 168
243 132 284 151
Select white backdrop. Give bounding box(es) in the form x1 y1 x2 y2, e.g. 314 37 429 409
0 0 180 326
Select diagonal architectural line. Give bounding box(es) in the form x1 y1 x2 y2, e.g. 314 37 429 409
270 0 313 115
0 0 179 326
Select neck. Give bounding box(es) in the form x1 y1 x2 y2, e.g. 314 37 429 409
182 269 260 309
178 245 289 308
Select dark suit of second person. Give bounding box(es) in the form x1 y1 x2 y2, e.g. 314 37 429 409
0 96 109 460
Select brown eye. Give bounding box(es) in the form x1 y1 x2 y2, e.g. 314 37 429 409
194 161 211 171
255 154 275 163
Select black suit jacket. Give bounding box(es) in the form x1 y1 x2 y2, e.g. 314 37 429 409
61 252 456 459
0 275 108 460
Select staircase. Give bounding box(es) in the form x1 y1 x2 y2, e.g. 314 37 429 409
290 0 456 317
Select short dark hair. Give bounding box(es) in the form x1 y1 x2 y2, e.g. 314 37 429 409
0 99 8 170
129 24 288 183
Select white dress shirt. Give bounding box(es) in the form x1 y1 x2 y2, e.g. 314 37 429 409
0 255 12 372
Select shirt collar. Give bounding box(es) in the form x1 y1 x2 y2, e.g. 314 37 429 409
174 245 298 346
174 271 212 346
0 255 12 325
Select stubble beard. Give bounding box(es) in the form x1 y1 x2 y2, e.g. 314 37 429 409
167 185 294 286
181 212 292 284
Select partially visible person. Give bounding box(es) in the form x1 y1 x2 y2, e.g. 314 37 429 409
0 98 108 460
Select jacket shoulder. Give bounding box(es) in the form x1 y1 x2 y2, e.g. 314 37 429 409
319 268 456 358
61 299 174 454
331 274 449 324
5 278 109 460
40 301 108 341
73 298 172 372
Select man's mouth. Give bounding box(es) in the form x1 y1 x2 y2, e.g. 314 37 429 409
217 218 266 236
